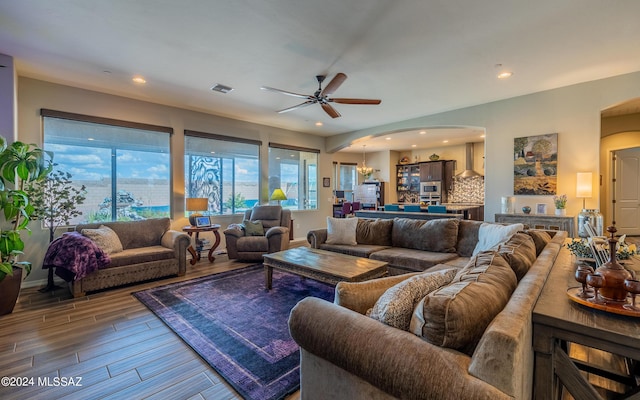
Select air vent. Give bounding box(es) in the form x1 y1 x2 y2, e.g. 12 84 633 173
211 84 234 94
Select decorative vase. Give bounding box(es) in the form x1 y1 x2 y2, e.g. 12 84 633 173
595 225 632 303
522 206 531 214
429 154 439 161
555 208 566 216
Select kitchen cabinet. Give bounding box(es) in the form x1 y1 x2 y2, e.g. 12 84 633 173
419 160 455 182
396 164 420 192
420 161 443 181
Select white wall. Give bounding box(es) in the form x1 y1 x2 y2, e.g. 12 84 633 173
327 71 640 225
17 77 330 286
0 53 16 143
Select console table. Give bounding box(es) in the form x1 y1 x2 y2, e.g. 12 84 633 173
532 249 640 399
495 213 575 237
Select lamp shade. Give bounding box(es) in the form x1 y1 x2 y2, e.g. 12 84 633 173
186 198 208 226
270 188 287 201
576 172 593 198
186 198 208 211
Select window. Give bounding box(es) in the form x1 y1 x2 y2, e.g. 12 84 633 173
42 110 172 224
268 143 319 210
185 131 260 215
333 162 357 202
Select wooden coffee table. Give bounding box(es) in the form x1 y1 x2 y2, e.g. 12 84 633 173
262 247 388 290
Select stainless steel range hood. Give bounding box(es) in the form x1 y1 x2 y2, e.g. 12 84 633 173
456 143 483 178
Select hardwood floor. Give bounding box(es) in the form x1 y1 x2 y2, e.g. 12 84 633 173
0 251 304 400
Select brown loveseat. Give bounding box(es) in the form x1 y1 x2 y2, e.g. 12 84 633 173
70 218 191 297
292 218 566 399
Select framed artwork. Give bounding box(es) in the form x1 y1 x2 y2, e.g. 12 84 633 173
323 177 331 187
536 203 548 215
195 216 211 227
513 133 558 195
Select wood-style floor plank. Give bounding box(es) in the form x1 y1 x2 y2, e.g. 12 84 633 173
0 245 305 400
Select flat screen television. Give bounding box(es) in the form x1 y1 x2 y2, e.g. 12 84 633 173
334 190 345 199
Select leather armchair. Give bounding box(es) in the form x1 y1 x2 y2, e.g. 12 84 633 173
224 205 291 261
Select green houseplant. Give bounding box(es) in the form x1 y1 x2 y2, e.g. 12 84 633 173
0 138 52 314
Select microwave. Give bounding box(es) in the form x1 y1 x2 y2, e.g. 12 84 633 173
420 181 441 196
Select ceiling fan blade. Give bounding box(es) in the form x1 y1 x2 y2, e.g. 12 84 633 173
277 100 316 114
320 73 347 96
321 103 341 118
331 98 382 105
261 86 312 100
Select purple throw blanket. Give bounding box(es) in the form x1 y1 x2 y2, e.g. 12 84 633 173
43 231 111 282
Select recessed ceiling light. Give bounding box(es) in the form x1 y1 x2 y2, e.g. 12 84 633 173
385 137 391 140
315 121 323 126
88 138 95 141
411 144 417 148
132 76 146 84
497 71 513 79
480 134 486 138
419 131 426 135
443 140 449 143
210 151 216 154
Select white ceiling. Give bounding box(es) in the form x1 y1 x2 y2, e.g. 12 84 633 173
1 0 640 149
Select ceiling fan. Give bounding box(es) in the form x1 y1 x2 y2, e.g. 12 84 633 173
260 73 381 119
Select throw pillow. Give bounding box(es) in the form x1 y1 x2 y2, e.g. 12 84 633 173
390 218 459 252
243 220 265 236
369 268 457 331
496 232 537 281
472 222 524 256
356 218 393 245
81 225 124 255
412 251 517 355
326 217 358 245
525 229 552 256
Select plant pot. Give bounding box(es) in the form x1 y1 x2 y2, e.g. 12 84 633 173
0 267 23 315
555 208 566 216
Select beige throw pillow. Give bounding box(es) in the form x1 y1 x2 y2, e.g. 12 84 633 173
472 223 524 256
81 225 124 255
369 268 458 330
326 217 358 245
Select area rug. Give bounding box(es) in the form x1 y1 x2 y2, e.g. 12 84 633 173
133 264 334 400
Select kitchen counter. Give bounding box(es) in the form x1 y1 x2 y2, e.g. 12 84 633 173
379 203 484 220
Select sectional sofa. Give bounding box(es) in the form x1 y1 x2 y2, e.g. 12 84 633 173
292 217 566 399
308 217 518 275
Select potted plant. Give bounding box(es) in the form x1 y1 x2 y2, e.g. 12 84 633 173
553 194 567 216
0 138 52 315
26 169 86 292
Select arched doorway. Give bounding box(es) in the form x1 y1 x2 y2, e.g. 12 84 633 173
600 98 640 235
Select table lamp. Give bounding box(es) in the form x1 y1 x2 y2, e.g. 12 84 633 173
186 197 208 226
576 172 593 210
270 188 287 205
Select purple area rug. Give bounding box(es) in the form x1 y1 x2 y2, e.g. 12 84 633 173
133 264 334 400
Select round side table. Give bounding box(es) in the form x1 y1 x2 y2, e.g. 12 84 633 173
182 224 221 265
